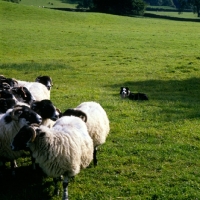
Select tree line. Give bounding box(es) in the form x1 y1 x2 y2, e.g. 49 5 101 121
3 0 200 17
70 0 200 17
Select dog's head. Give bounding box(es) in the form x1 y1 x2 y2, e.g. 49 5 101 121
120 87 130 98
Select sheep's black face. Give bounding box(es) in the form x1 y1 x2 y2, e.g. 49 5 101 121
120 87 130 98
11 125 32 151
0 98 16 113
35 76 53 90
18 106 42 125
12 87 35 105
0 90 14 99
62 109 87 122
31 100 59 121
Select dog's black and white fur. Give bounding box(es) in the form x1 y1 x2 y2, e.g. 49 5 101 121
120 87 148 100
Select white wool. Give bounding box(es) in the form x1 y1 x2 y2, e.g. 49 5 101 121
0 110 30 161
29 116 93 178
75 101 110 148
17 80 50 101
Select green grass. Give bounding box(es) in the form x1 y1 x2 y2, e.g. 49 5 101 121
0 1 200 200
19 0 78 8
145 11 199 19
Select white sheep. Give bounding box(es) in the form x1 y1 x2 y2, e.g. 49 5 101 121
16 80 50 101
11 116 93 200
62 101 110 166
0 105 42 175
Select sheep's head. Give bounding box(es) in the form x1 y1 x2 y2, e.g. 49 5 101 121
11 125 37 151
35 76 53 90
62 108 87 122
10 105 42 125
31 100 59 121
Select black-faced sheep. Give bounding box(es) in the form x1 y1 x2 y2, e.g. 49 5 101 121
11 116 93 200
0 98 16 114
11 86 35 105
62 101 110 166
15 80 50 101
30 99 60 128
0 75 17 88
120 87 149 100
0 75 51 101
0 105 42 176
35 75 53 91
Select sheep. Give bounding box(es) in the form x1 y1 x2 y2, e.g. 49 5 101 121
62 101 110 166
15 80 50 101
35 75 53 91
0 75 17 88
0 82 11 90
0 75 51 101
30 99 60 128
0 98 16 114
0 87 34 109
120 87 149 100
0 105 42 176
11 86 35 105
11 116 94 200
0 89 16 100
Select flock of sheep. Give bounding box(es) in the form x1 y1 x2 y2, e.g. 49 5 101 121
0 74 110 200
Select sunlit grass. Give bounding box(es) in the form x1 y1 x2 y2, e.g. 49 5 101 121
0 1 200 199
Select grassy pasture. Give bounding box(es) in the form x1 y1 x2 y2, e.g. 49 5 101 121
145 10 199 19
19 0 78 8
1 1 200 200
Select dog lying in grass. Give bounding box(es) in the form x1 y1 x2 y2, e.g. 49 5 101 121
120 87 149 100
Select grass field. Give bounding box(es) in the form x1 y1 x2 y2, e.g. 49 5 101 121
145 11 199 19
19 0 78 8
0 1 200 200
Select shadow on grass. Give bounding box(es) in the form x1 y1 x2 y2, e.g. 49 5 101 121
109 77 200 120
0 165 56 200
0 63 73 72
143 13 200 23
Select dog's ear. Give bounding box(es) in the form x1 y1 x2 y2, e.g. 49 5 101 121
126 87 129 90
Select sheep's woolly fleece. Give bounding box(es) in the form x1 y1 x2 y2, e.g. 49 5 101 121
29 116 93 178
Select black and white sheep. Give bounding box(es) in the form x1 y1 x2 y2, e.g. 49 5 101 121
0 105 42 175
15 80 50 101
11 116 93 200
62 101 110 166
0 75 17 88
30 99 60 128
120 87 149 100
0 87 35 110
0 75 52 101
11 86 35 105
0 98 16 114
35 75 53 91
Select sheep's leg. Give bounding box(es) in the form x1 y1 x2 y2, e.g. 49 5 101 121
30 151 36 170
93 147 98 166
53 176 62 196
62 177 69 200
11 159 17 176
